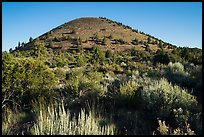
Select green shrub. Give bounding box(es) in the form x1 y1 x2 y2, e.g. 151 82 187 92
2 56 57 107
65 68 104 99
91 45 105 64
119 81 138 96
54 68 66 80
153 50 170 65
29 37 33 42
48 40 54 48
131 38 138 45
76 54 86 67
102 37 107 45
105 49 113 59
77 45 83 53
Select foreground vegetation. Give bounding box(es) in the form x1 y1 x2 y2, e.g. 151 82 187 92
2 47 202 135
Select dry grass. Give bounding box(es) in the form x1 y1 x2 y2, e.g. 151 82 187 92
31 99 116 135
2 107 26 135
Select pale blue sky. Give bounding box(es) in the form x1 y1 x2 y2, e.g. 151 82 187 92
2 2 202 51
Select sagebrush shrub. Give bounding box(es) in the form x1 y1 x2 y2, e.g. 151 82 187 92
165 62 191 87
141 78 197 116
168 62 184 73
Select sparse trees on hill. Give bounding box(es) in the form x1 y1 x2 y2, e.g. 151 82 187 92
131 38 138 45
91 45 105 64
102 37 107 45
21 42 25 47
71 29 76 34
108 34 113 39
77 45 83 53
9 48 13 53
158 40 163 49
49 40 54 48
147 37 151 44
18 42 21 48
51 51 67 68
93 34 99 41
105 49 113 59
153 49 170 65
29 37 33 42
145 44 151 52
132 29 138 33
76 54 86 67
45 33 49 39
180 47 202 65
163 43 167 48
77 37 82 45
114 38 126 44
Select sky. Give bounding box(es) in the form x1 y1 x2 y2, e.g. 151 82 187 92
2 2 202 52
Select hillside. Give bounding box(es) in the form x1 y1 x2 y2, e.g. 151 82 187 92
16 17 174 53
3 17 202 135
12 17 202 67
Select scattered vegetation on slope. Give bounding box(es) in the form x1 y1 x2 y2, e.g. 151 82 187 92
2 17 202 135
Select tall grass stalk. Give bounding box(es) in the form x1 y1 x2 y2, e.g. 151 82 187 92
2 107 26 135
32 100 116 135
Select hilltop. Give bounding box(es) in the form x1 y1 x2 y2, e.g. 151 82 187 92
15 17 175 53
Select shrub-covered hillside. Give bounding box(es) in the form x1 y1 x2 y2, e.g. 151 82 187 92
2 17 202 135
